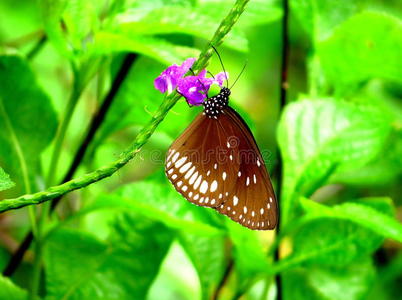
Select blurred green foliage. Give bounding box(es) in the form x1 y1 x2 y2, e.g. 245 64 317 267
0 0 402 299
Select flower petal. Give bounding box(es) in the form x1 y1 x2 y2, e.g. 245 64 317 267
154 58 196 94
214 71 229 87
177 72 210 106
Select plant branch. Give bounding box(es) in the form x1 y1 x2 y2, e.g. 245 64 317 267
212 258 234 300
2 53 138 277
51 53 138 210
0 0 250 213
274 0 290 299
27 35 47 60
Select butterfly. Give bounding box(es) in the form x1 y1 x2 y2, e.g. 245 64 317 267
164 81 278 230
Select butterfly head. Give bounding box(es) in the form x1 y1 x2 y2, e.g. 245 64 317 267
203 87 230 118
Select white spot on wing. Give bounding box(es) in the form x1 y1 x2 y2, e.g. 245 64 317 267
177 181 182 187
179 162 192 173
175 156 187 168
211 199 216 205
172 174 177 180
222 172 227 180
189 171 198 185
185 166 195 179
172 152 180 163
238 171 241 177
233 196 239 206
257 159 261 167
243 206 247 213
194 175 202 189
182 185 188 192
214 163 218 169
260 208 264 215
200 181 208 194
253 174 257 184
246 177 250 186
210 180 218 192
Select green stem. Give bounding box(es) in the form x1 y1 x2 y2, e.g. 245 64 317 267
30 65 83 299
0 0 249 214
46 66 82 185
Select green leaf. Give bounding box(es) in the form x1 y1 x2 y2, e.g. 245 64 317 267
290 0 375 41
283 259 375 300
62 0 99 51
39 0 71 57
81 180 224 236
278 198 394 268
91 32 200 65
116 6 248 52
300 197 402 243
277 98 391 224
318 11 402 89
333 130 402 185
0 55 57 194
226 221 270 279
45 214 174 300
0 167 14 192
179 233 226 300
0 275 29 300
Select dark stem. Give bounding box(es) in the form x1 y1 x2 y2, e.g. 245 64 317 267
274 0 290 299
51 53 138 209
2 52 138 277
27 35 47 60
212 258 234 300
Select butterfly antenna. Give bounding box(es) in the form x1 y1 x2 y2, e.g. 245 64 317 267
230 60 247 90
210 44 229 88
207 71 216 79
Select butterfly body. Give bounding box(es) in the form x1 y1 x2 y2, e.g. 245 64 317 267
165 88 277 230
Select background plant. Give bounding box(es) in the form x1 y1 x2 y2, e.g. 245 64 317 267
0 0 402 299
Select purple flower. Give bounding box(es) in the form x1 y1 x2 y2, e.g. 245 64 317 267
214 71 229 87
154 58 230 106
177 70 229 106
154 58 196 94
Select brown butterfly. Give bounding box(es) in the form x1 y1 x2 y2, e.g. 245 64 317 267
165 85 277 230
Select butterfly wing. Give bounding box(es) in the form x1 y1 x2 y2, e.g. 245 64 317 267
165 112 240 207
165 107 277 230
215 107 277 230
